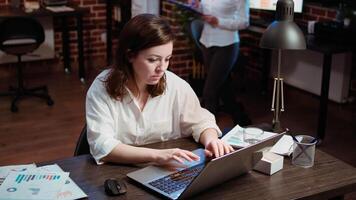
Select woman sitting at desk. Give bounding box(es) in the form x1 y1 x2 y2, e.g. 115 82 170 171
86 14 233 166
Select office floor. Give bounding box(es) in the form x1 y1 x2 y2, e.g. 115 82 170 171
0 63 355 198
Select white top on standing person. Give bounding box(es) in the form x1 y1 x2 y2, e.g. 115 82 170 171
188 0 250 47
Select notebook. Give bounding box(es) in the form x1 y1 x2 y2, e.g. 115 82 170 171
127 133 283 199
167 0 203 16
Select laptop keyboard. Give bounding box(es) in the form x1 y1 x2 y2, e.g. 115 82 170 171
148 164 204 194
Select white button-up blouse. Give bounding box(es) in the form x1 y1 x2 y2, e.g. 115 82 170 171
86 70 221 164
199 0 250 47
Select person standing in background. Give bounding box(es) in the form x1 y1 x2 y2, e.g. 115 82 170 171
131 0 160 17
189 0 251 126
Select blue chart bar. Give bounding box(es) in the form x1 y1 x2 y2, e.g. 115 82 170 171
16 174 25 184
15 174 23 183
15 174 61 184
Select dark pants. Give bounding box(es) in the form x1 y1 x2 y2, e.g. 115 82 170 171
201 43 239 115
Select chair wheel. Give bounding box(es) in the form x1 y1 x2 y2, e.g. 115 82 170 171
47 99 54 106
11 105 18 112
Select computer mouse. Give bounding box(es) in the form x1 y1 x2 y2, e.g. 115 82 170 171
104 178 127 196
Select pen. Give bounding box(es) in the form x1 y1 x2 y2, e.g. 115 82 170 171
291 134 299 143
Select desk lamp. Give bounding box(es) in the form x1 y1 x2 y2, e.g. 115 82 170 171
259 0 306 132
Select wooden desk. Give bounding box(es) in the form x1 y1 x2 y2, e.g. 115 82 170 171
0 6 88 82
306 35 354 141
40 138 356 199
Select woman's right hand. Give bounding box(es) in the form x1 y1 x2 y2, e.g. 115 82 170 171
153 148 200 168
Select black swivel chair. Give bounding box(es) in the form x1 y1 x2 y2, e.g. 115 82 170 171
187 19 204 62
185 19 205 97
0 17 54 112
186 19 205 75
74 124 90 156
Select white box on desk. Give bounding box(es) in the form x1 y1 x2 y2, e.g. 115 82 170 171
253 150 284 175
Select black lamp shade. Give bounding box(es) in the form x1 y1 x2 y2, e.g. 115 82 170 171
260 21 306 49
259 0 306 50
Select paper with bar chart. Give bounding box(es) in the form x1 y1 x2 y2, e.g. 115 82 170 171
38 164 87 200
0 170 69 200
0 164 37 186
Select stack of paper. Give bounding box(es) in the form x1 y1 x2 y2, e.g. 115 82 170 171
269 135 303 156
0 164 87 200
39 164 87 200
221 125 277 148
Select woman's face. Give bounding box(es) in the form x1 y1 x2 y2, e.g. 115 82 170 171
129 41 173 86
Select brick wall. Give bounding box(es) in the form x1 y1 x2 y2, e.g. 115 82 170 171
0 0 354 94
161 0 193 79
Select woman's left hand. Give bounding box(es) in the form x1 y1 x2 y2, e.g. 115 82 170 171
205 139 234 158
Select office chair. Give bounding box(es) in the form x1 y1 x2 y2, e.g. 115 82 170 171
185 19 205 97
74 124 90 156
188 20 204 49
187 19 204 65
0 17 54 112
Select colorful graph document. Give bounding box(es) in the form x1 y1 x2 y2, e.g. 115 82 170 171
0 164 37 186
0 170 69 200
38 164 87 200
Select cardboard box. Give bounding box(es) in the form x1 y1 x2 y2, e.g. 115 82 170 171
253 150 284 175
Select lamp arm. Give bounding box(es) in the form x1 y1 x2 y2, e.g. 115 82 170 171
281 78 285 112
273 49 282 131
271 78 277 111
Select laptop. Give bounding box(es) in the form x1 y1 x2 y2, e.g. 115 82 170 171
127 133 283 200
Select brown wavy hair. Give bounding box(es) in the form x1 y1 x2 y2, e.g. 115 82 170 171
104 14 174 100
